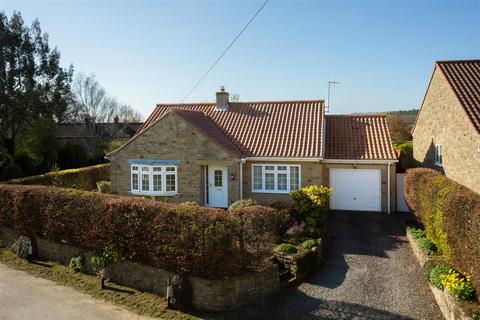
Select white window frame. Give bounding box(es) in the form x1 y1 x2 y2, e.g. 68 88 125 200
251 164 301 194
434 144 443 166
130 164 178 196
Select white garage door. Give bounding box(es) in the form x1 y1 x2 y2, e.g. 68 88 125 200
329 168 381 212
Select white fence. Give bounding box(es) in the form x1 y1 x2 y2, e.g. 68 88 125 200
396 173 409 212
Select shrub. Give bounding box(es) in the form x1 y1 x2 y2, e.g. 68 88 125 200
290 185 332 235
406 226 425 240
294 248 318 275
0 184 276 278
228 198 257 211
441 269 476 301
422 260 436 281
265 198 294 236
13 152 37 177
69 254 86 272
4 163 110 191
96 181 112 193
429 264 450 289
275 243 298 254
91 248 122 271
404 168 480 292
301 239 317 250
394 141 413 158
0 146 13 176
416 237 437 255
1 164 25 181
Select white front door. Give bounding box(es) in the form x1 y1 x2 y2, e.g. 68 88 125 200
207 167 228 208
329 168 381 212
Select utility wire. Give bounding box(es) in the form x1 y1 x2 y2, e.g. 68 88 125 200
180 0 270 103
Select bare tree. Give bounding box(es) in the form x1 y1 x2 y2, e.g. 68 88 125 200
70 73 118 123
118 104 142 123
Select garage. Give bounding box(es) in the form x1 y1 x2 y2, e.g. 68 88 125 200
329 168 381 212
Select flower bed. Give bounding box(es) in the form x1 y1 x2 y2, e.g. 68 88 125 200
406 227 479 319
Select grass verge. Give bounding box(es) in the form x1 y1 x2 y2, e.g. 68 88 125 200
0 245 198 320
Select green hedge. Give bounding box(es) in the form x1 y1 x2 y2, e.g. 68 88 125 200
3 164 110 191
0 184 277 278
404 168 480 292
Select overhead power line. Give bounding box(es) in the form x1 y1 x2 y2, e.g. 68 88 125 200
180 0 270 103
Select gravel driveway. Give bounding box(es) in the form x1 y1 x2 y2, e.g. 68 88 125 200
277 211 443 320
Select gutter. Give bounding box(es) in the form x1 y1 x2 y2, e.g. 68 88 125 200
322 159 398 164
241 157 323 162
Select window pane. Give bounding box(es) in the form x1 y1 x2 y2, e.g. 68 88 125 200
132 166 139 171
166 174 176 192
265 173 275 190
214 170 223 187
278 173 287 190
290 166 300 190
132 173 138 190
142 174 149 191
166 166 175 172
253 166 262 189
277 166 287 171
142 166 150 172
265 165 274 171
153 167 162 172
153 174 162 191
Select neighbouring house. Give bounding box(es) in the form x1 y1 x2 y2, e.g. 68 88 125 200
56 117 143 154
107 87 397 212
412 60 480 194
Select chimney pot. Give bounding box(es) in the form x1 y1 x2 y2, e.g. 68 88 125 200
215 86 229 112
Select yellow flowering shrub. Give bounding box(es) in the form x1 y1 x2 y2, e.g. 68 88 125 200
290 185 332 235
441 268 475 301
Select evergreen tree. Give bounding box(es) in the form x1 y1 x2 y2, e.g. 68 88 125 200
0 11 73 154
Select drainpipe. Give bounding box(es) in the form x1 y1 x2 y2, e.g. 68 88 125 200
239 159 245 200
387 162 391 214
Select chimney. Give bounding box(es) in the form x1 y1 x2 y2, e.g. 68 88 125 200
215 86 229 111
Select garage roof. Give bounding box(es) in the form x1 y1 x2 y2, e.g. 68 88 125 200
325 114 396 160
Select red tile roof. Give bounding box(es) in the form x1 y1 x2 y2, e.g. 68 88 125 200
437 60 480 133
167 108 245 157
138 100 325 158
325 114 396 160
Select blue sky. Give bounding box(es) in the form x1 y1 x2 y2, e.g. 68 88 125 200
2 0 479 118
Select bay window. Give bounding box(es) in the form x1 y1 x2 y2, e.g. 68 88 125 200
251 164 301 193
131 164 177 195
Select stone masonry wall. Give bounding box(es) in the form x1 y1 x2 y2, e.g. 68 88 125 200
109 112 241 206
413 68 480 194
0 227 279 311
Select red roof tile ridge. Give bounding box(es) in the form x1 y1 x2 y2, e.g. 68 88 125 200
326 114 387 117
155 99 324 107
437 59 480 64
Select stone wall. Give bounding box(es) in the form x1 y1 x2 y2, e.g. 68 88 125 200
189 265 279 311
322 163 396 213
413 67 480 194
0 227 279 312
109 112 241 206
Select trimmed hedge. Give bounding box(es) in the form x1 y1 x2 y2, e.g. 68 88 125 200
3 164 110 191
404 168 480 292
0 185 277 278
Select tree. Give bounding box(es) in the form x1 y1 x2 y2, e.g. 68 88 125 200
0 11 73 154
387 114 412 143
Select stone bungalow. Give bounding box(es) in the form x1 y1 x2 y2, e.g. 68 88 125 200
412 60 480 194
107 87 397 212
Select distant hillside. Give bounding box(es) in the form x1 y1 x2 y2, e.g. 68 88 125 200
384 109 418 127
356 109 418 127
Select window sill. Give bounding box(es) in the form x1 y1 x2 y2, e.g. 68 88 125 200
251 190 291 194
130 191 179 197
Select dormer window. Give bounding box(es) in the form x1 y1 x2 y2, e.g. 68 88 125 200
434 144 442 166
